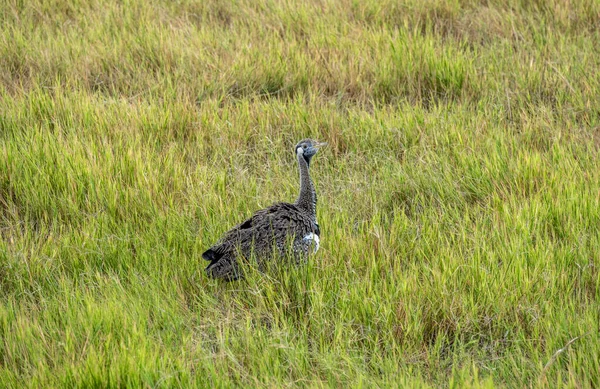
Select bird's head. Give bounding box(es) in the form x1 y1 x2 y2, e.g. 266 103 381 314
295 139 327 165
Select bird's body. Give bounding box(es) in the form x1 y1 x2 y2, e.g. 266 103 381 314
203 139 326 280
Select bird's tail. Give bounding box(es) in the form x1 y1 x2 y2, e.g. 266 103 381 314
204 254 240 281
202 248 220 262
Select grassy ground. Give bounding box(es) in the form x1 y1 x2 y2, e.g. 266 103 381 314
1 0 600 387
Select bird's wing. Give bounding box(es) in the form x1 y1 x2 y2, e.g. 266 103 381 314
265 203 313 238
202 203 314 261
203 212 259 259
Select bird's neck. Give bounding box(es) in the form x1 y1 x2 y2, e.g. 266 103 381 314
295 152 317 219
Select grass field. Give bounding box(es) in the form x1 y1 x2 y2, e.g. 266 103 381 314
1 0 600 387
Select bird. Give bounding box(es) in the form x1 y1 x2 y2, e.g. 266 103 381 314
202 139 326 281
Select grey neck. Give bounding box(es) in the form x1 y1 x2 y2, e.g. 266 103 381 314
294 151 317 219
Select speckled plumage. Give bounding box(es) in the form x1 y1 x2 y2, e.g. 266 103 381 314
203 139 325 281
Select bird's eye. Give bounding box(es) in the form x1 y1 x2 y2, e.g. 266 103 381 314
303 145 307 149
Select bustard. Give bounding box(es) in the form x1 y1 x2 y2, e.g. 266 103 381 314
202 139 326 280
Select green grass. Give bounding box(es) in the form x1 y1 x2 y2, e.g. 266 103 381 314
1 0 600 387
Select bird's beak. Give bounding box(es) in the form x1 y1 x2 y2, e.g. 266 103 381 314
314 141 328 149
